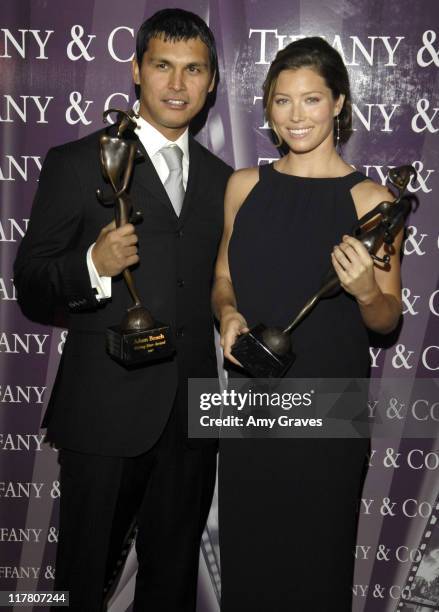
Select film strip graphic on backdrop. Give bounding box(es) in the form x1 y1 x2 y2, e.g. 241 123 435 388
397 492 439 611
103 522 138 605
201 525 221 604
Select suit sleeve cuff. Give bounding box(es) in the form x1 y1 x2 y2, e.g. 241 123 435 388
86 243 112 300
58 246 100 312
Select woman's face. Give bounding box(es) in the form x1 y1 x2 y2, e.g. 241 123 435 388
269 67 344 154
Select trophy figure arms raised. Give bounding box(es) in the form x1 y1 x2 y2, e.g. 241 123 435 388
96 108 175 366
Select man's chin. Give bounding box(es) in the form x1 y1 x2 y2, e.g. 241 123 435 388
138 108 200 135
161 120 190 129
161 111 196 127
160 105 207 127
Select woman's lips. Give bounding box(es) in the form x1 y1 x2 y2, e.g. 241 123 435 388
287 127 314 138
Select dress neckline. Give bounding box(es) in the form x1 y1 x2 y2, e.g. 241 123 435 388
270 162 361 181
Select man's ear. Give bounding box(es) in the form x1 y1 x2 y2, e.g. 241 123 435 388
208 71 216 93
132 58 140 85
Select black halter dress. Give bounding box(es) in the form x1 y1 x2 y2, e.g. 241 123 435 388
218 163 371 611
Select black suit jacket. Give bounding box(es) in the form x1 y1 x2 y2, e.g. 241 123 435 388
14 127 233 456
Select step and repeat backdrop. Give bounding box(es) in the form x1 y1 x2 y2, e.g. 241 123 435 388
1 0 438 610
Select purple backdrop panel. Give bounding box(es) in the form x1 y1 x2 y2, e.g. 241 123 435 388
0 1 438 611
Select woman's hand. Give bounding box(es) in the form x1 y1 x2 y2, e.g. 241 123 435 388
331 235 380 304
220 309 249 367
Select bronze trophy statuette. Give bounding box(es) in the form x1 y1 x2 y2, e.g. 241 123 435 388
231 165 416 378
96 108 175 366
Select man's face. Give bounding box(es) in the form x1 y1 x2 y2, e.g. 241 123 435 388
132 35 215 141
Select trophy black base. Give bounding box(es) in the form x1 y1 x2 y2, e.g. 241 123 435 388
106 322 175 366
231 324 295 378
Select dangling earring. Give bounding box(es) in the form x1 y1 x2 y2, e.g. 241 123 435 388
335 115 340 151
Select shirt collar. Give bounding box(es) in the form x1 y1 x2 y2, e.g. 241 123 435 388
134 109 189 163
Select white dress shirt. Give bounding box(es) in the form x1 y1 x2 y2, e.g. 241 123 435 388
87 111 189 300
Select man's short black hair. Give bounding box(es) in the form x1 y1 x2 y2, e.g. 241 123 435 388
136 8 218 75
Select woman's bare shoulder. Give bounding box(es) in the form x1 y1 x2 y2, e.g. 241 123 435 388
225 167 260 212
351 177 395 217
227 167 260 194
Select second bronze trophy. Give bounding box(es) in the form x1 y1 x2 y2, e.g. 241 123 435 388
96 108 175 366
231 165 415 377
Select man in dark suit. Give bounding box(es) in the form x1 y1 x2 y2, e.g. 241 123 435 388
14 8 232 612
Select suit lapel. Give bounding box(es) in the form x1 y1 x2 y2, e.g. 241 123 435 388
130 133 203 225
133 138 176 216
178 136 202 227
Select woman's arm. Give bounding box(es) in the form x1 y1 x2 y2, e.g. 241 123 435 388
212 168 259 365
332 180 403 334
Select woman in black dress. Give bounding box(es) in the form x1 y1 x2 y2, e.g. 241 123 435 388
212 38 403 611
